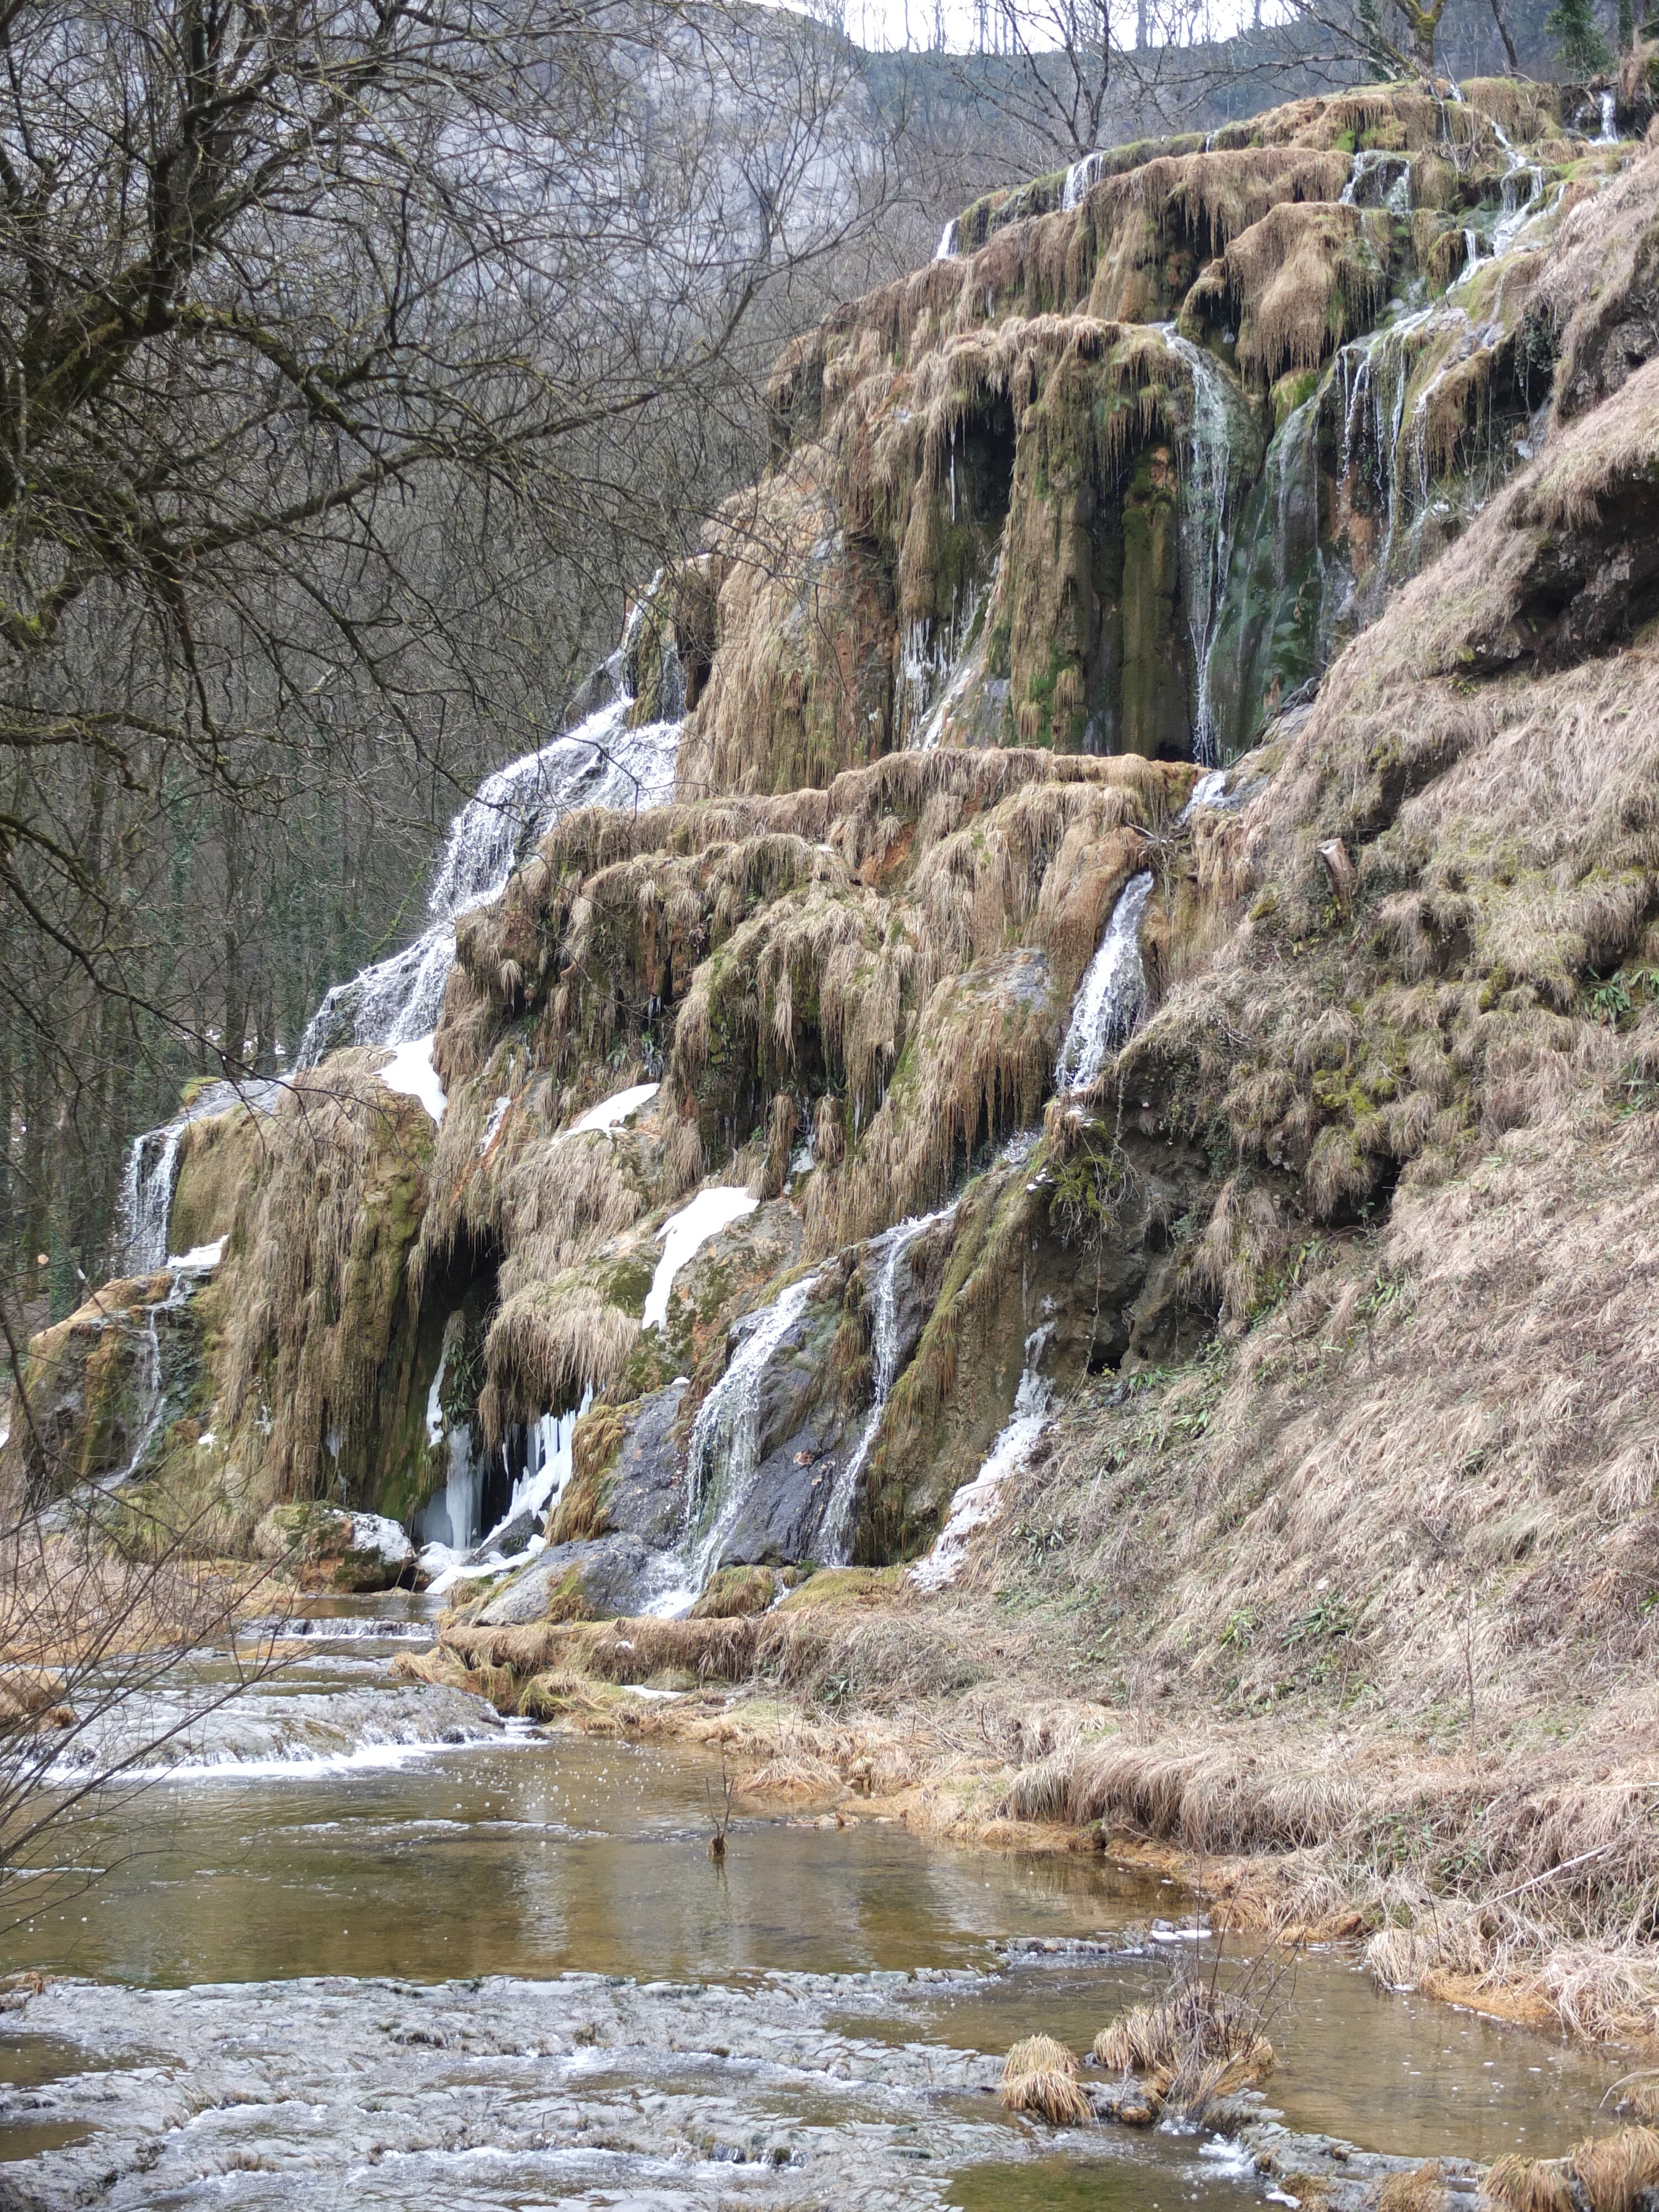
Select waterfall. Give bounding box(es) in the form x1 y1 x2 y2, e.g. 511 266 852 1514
1338 306 1441 594
117 1078 278 1274
1339 150 1411 212
295 691 680 1068
900 579 981 747
118 602 681 1271
910 1326 1055 1593
820 1204 957 1563
679 1272 819 1594
1599 91 1619 144
935 218 959 259
1061 150 1105 211
1056 870 1155 1093
1159 329 1239 766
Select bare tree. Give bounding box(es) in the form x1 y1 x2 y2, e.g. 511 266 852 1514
0 0 913 1317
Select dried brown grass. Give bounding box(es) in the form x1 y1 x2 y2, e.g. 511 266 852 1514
999 2033 1093 2125
1092 1968 1276 2120
1489 2130 1659 2212
216 1053 431 1518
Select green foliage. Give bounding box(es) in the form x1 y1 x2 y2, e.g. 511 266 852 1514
1545 0 1612 73
1047 1129 1128 1245
1585 965 1659 1027
1283 1593 1357 1646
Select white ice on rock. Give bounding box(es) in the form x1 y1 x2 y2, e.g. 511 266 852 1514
570 1081 660 1134
378 1032 446 1124
643 1186 758 1332
165 1235 227 1272
911 1327 1055 1593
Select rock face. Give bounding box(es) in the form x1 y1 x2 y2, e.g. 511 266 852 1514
64 92 1659 1629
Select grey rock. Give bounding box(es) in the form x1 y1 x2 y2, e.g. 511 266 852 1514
602 1379 687 1546
474 1532 661 1626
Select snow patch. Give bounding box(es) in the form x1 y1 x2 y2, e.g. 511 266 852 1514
378 1033 446 1124
570 1082 660 1135
346 1512 415 1568
167 1237 227 1272
643 1187 758 1332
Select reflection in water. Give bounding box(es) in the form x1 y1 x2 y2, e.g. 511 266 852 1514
0 1613 1627 2203
4 1724 1142 1987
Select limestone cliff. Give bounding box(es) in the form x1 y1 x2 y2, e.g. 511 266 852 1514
13 84 1659 1661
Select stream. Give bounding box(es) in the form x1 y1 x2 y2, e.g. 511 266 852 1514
0 1597 1622 2208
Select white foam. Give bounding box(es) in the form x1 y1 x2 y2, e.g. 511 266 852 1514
643 1187 758 1332
378 1033 446 1124
570 1082 660 1135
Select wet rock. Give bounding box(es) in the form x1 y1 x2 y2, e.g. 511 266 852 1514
601 1379 687 1545
473 1531 663 1625
0 1969 1017 2211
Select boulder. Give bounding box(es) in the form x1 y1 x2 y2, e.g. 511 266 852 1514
473 1531 669 1626
254 1503 417 1592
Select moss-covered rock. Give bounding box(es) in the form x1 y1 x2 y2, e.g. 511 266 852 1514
253 1501 418 1592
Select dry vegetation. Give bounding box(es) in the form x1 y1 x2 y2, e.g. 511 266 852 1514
1000 2032 1093 2125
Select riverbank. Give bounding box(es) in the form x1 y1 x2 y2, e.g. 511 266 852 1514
411 1582 1659 2058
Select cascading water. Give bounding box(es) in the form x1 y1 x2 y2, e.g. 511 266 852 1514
117 1078 278 1274
676 1272 820 1597
934 218 959 259
1339 149 1412 212
1061 150 1105 210
820 1204 957 1562
1056 870 1155 1093
296 682 681 1068
1158 328 1240 766
1337 305 1443 596
909 1324 1055 1593
118 604 682 1271
1599 91 1619 144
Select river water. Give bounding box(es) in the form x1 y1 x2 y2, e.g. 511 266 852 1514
0 1599 1623 2208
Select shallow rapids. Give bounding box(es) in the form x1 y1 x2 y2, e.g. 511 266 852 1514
0 1602 1625 2208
